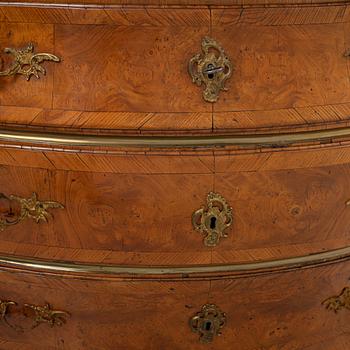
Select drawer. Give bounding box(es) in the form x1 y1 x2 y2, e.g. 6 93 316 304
0 8 212 133
0 257 349 349
1 148 350 265
1 4 350 133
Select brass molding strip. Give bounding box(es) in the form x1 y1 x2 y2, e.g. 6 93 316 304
0 1 348 9
0 246 350 278
1 127 350 149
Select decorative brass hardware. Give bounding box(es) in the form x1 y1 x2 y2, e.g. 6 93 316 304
0 192 64 231
0 246 349 278
3 127 350 150
323 287 350 313
190 304 226 343
0 299 69 331
189 37 232 103
192 192 233 247
24 303 69 329
0 300 17 329
0 43 60 81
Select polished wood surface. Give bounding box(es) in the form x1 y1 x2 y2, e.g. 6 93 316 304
0 259 348 349
0 160 350 265
1 3 350 133
1 0 350 348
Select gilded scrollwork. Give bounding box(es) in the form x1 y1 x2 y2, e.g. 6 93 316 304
190 304 226 343
323 287 350 313
189 37 232 103
0 43 60 81
192 192 233 247
0 299 69 331
0 192 64 231
24 303 69 329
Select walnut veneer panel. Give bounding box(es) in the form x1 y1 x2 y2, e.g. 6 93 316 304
0 260 349 349
1 158 350 265
2 5 350 133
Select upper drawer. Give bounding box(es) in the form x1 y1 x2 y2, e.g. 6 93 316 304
1 5 350 133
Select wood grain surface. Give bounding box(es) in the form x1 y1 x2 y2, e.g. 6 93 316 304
0 259 348 349
2 4 350 133
0 157 350 265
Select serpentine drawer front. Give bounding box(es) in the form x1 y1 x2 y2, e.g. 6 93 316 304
0 255 349 349
2 0 350 349
1 3 350 133
1 159 350 266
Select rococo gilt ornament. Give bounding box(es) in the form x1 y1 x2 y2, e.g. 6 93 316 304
188 37 232 103
0 43 60 80
0 192 64 231
192 192 233 247
190 304 226 343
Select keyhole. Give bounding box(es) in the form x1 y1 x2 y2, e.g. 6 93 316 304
210 216 217 229
204 320 212 331
206 64 215 80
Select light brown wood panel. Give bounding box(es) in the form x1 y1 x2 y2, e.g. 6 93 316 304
53 24 211 113
0 165 215 262
0 0 348 5
1 162 350 265
211 23 350 114
0 22 55 109
0 259 349 349
212 5 350 26
0 268 211 350
3 141 350 174
0 6 210 26
214 103 350 132
213 163 350 253
214 143 350 173
0 6 114 25
209 260 350 350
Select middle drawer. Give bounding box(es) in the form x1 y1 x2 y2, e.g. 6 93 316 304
0 160 349 266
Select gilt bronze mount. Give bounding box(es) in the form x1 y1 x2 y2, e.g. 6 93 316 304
0 43 60 80
189 37 232 103
192 192 233 247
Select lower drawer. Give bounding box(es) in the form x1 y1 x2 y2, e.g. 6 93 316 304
0 259 349 349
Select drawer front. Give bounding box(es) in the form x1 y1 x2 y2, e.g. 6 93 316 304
0 259 349 349
1 153 350 265
1 5 350 133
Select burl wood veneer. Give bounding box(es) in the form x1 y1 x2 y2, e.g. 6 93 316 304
1 0 350 349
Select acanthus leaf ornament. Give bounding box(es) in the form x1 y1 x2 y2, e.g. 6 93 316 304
190 304 226 344
323 287 350 313
0 192 64 231
188 37 232 103
0 43 60 81
192 192 233 247
0 299 69 331
24 303 69 329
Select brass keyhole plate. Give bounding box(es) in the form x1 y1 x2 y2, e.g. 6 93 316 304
190 304 226 343
192 192 233 247
188 37 232 103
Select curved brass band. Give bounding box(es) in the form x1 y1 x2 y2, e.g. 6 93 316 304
0 246 350 278
1 127 350 149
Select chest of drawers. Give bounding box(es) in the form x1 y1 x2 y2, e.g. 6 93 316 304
1 0 350 348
